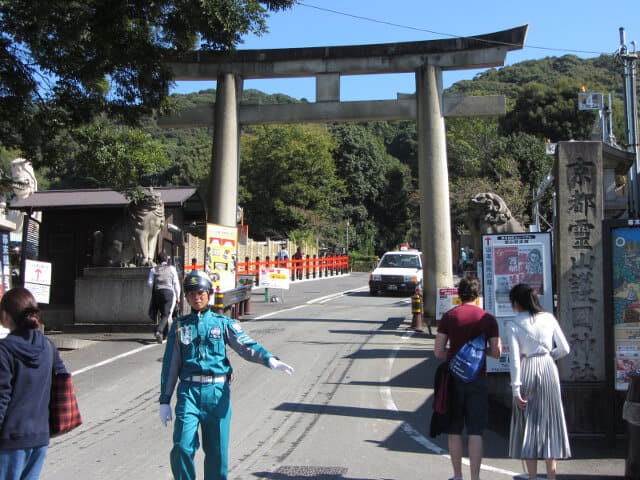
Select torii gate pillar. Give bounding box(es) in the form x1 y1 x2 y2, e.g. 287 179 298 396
209 72 240 227
417 65 453 314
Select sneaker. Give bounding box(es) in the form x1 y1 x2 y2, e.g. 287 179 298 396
154 332 163 344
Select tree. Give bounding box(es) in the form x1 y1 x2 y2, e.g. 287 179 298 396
45 118 170 197
499 81 597 142
330 123 412 254
0 0 294 168
239 124 345 242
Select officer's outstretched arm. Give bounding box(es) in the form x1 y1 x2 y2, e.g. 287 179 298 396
225 319 292 373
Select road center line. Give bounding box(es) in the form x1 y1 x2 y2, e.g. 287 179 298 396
380 330 520 478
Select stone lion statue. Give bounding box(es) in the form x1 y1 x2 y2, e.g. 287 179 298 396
2 158 41 231
93 189 165 267
466 192 526 257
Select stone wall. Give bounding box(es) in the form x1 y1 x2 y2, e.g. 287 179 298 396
75 267 152 324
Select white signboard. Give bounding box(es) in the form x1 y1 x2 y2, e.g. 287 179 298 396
259 267 290 290
482 233 553 373
24 259 52 304
578 92 603 110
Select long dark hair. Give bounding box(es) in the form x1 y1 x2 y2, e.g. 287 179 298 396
0 287 41 330
509 283 544 315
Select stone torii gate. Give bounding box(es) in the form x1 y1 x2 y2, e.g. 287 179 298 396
160 25 528 319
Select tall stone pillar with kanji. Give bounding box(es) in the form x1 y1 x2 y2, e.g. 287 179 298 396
555 141 605 432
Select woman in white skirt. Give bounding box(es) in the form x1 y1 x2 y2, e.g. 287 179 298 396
507 284 571 480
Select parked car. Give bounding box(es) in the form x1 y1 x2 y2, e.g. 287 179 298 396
369 250 422 296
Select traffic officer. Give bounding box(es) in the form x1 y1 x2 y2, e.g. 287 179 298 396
159 271 294 480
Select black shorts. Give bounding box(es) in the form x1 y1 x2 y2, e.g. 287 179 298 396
445 375 488 436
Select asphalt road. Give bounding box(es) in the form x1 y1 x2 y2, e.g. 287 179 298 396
40 273 626 479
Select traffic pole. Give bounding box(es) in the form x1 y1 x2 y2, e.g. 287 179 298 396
214 286 224 315
411 288 424 332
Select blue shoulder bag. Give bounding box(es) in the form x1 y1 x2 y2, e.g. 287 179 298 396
449 333 486 383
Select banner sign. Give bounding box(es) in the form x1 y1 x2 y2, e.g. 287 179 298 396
0 233 10 338
206 223 237 292
259 267 290 290
611 226 640 390
482 233 553 373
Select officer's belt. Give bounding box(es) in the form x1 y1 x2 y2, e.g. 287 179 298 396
184 374 228 384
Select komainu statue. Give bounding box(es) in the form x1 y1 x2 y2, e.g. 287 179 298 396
2 158 41 231
93 189 165 267
466 192 526 257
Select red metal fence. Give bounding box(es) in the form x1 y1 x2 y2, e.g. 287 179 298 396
184 255 350 285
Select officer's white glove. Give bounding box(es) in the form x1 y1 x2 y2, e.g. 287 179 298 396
268 357 294 375
159 404 172 427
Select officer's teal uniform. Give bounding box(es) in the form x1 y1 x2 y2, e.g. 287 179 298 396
159 307 275 480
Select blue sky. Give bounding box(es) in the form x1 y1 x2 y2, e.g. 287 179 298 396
171 0 640 102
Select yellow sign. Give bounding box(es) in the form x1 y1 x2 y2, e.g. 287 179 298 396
206 223 238 292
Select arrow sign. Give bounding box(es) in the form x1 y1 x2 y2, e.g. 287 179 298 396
24 260 52 304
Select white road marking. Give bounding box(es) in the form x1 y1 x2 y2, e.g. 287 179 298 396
380 330 520 478
71 344 159 376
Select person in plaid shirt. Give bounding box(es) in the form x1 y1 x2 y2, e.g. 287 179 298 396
0 287 68 480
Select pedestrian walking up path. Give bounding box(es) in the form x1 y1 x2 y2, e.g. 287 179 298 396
384 321 626 480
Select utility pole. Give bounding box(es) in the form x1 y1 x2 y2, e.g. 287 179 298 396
618 27 640 217
346 220 349 252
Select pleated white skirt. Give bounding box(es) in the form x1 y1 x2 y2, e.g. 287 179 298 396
509 353 571 459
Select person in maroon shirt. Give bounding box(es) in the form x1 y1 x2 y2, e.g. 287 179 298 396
292 247 304 280
435 277 502 480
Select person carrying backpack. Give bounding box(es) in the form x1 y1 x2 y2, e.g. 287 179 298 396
434 277 502 480
148 252 181 343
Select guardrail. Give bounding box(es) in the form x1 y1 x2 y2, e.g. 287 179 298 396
212 285 252 320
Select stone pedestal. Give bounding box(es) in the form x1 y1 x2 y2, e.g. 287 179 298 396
74 267 152 324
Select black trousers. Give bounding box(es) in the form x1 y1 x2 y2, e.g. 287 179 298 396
149 289 175 337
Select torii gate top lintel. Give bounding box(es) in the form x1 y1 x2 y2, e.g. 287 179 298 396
170 25 528 80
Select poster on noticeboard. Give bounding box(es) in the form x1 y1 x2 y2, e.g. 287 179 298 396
482 233 553 373
610 225 640 390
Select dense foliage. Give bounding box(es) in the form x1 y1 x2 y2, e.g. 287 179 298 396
1 47 635 254
0 0 294 193
239 123 345 244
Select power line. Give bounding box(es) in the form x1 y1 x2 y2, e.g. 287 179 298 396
296 2 605 56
